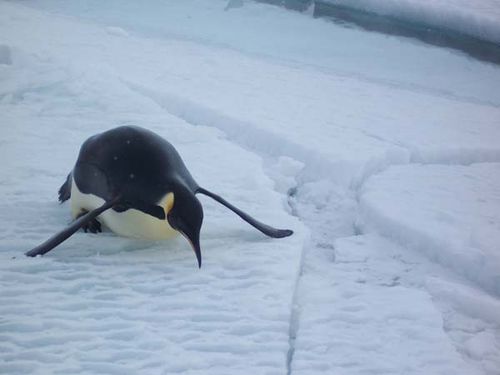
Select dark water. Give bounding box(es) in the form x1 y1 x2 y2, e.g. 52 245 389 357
313 1 500 66
258 0 500 65
257 0 312 12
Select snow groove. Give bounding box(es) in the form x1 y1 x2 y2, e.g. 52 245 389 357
123 81 343 184
128 78 500 196
121 81 376 375
124 79 500 201
123 80 313 375
286 251 304 375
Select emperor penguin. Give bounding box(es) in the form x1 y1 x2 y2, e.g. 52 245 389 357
25 126 293 267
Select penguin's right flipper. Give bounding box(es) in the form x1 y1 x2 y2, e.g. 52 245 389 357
58 173 72 203
25 198 118 257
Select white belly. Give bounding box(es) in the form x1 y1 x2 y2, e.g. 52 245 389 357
70 177 178 240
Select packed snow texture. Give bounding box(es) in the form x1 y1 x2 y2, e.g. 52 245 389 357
0 44 12 65
321 0 500 44
1 1 500 374
360 163 500 295
293 234 482 375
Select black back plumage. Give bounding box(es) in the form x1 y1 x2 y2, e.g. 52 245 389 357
75 126 198 206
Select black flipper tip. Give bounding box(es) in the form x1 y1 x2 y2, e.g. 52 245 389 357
25 248 42 257
273 229 294 238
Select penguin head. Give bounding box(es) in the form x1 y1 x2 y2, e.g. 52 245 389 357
165 186 204 268
112 182 203 268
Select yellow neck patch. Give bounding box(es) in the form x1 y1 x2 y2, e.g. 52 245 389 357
162 192 175 215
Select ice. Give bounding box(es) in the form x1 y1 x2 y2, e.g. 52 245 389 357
1 1 500 374
105 26 129 37
359 163 500 295
225 0 245 11
426 278 500 372
19 0 500 105
267 156 305 194
292 234 481 375
319 0 500 44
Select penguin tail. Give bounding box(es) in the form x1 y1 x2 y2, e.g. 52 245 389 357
196 187 293 238
58 173 72 203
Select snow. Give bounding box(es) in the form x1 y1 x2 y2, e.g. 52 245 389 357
18 0 500 106
320 0 500 44
359 163 500 294
105 26 129 38
1 1 500 374
294 243 474 375
0 44 12 65
292 234 490 375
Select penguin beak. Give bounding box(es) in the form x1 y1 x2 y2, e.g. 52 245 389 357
167 214 202 268
182 232 202 269
165 191 203 269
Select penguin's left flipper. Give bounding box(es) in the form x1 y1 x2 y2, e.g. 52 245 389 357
75 210 102 233
58 173 72 203
197 187 293 238
25 198 118 257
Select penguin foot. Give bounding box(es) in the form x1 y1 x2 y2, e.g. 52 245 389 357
76 210 102 234
84 219 102 234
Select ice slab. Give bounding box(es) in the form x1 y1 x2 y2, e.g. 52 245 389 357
0 40 304 375
292 234 480 375
360 163 500 295
319 0 500 45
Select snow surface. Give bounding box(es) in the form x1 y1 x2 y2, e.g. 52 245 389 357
18 0 500 106
320 0 500 45
293 234 482 375
360 163 500 295
1 1 500 374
